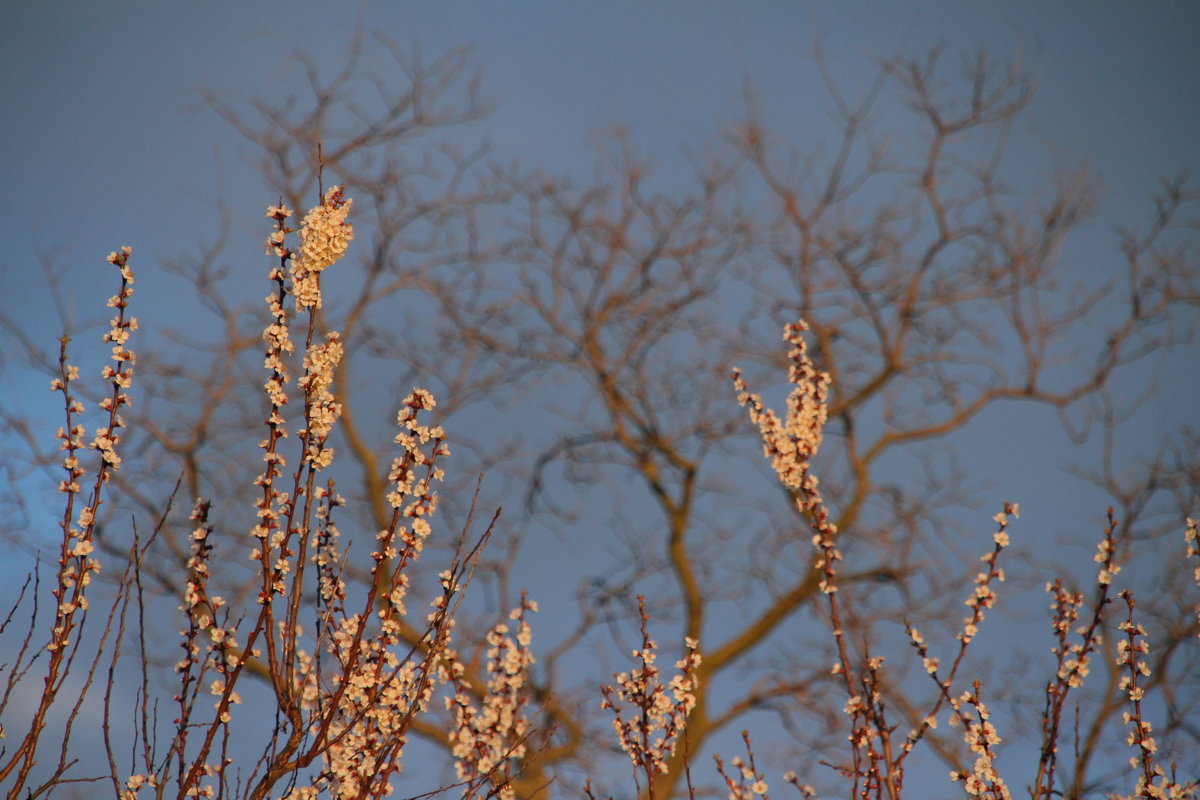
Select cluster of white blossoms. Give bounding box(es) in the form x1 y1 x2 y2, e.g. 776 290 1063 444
296 564 465 799
738 325 1007 796
732 320 830 494
308 620 429 797
386 389 448 550
250 190 357 604
298 331 344 469
446 596 538 799
256 187 473 799
276 540 453 796
601 607 701 778
259 189 457 798
118 773 158 800
733 321 846 601
310 485 348 609
288 185 354 310
1046 572 1106 691
41 186 544 800
948 687 1011 800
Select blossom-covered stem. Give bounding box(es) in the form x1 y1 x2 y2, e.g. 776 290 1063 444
1117 592 1158 793
733 323 1022 800
1031 507 1120 799
253 201 295 621
731 323 852 685
273 373 309 704
713 732 770 800
1112 590 1194 800
173 499 214 791
600 596 701 800
901 503 1016 774
445 592 538 800
274 188 351 697
734 323 882 792
0 248 136 795
948 682 1011 800
310 480 348 639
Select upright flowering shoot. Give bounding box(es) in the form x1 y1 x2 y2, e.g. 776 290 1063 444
731 321 830 494
0 248 136 793
731 321 840 596
601 596 702 799
252 187 354 603
445 594 539 800
53 245 138 639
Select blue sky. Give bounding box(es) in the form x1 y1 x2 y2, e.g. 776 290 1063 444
2 2 1198 797
4 3 1198 281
